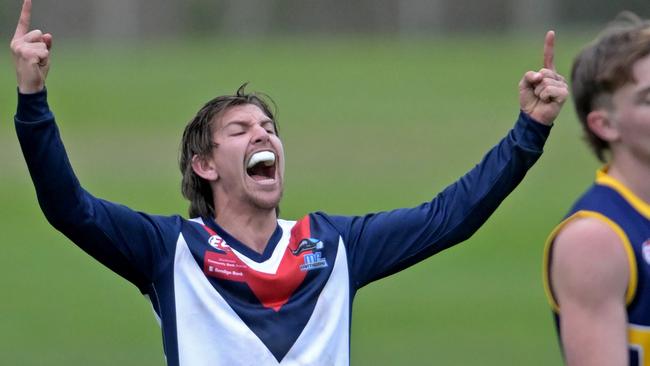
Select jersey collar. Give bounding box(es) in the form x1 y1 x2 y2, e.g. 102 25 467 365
596 166 650 219
202 216 284 263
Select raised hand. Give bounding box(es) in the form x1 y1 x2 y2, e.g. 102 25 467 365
519 31 568 126
10 0 52 94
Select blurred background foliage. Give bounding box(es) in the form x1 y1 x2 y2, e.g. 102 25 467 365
0 0 648 40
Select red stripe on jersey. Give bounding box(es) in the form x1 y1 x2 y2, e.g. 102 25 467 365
202 217 312 312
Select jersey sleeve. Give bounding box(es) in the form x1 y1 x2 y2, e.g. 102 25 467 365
14 89 180 293
319 111 551 289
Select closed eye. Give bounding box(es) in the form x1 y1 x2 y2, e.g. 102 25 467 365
261 121 277 135
634 86 650 105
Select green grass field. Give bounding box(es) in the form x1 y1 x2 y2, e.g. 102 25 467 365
1 34 598 365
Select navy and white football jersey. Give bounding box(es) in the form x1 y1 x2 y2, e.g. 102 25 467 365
15 90 551 365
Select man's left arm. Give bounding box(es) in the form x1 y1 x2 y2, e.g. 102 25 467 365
324 31 568 288
323 111 548 287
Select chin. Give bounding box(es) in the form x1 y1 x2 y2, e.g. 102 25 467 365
249 191 283 211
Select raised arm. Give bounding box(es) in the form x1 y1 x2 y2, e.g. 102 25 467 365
551 218 629 366
11 0 179 292
327 31 569 287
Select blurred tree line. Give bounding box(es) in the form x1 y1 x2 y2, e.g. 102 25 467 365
1 0 648 39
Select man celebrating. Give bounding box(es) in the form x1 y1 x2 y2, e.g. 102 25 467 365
543 12 650 366
12 0 567 364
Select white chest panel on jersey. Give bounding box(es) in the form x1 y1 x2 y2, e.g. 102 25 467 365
172 230 350 365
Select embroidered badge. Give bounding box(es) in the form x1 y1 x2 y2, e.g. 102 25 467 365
294 238 328 271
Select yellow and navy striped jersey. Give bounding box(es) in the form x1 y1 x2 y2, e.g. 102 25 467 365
544 168 650 365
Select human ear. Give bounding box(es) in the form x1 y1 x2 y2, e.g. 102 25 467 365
191 154 219 181
586 109 620 142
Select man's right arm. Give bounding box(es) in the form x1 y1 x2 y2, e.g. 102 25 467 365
11 0 178 292
14 89 180 292
551 217 630 366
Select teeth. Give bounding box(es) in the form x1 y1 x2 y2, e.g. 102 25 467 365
247 151 276 169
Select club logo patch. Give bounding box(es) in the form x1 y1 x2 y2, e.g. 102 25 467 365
642 239 650 265
295 238 328 271
208 235 230 252
292 238 323 255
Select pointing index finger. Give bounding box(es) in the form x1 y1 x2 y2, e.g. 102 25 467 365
543 30 556 71
13 0 32 40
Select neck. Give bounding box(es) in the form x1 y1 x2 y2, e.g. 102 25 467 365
607 153 650 204
213 204 278 255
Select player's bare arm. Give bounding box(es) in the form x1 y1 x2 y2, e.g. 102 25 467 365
10 0 52 94
519 31 568 125
551 218 630 366
543 13 650 366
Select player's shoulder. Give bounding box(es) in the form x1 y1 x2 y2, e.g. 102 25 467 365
148 212 185 225
550 215 631 303
282 212 354 240
138 213 188 237
180 216 218 233
553 215 625 259
548 180 630 258
551 214 631 288
307 211 355 232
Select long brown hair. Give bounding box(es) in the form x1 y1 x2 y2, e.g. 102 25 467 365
179 84 278 218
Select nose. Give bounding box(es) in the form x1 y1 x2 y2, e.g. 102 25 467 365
251 124 271 145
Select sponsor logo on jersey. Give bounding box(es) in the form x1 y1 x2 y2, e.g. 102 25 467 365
300 250 328 271
205 254 247 278
292 238 323 255
293 238 328 271
300 252 327 271
642 239 650 265
208 234 230 252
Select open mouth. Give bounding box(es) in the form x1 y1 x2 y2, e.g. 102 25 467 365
246 151 277 181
